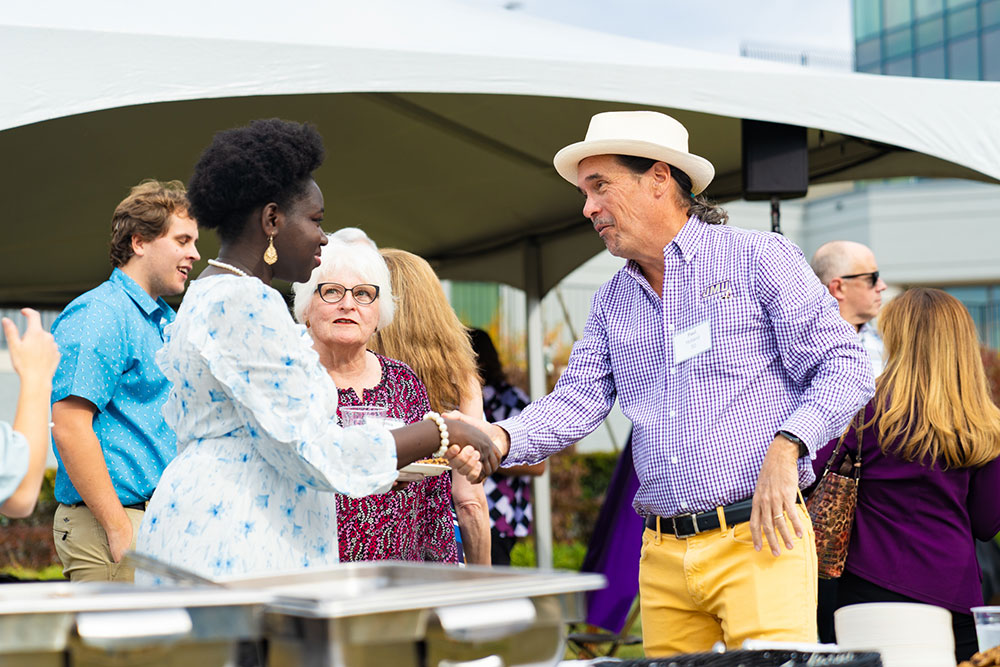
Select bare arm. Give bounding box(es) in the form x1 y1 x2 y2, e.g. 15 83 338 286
51 397 132 562
1 310 60 518
498 461 546 476
452 381 491 565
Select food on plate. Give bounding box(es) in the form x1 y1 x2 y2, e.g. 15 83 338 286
959 644 1000 667
415 457 448 466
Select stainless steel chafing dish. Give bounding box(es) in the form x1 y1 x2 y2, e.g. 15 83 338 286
221 562 606 667
0 581 268 667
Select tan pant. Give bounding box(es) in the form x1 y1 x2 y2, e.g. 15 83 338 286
53 503 144 582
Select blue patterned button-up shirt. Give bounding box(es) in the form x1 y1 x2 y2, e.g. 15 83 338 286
500 217 875 518
51 268 177 506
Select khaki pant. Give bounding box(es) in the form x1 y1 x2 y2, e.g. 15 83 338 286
53 503 144 582
638 503 818 656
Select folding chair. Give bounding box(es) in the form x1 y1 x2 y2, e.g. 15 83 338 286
567 596 642 659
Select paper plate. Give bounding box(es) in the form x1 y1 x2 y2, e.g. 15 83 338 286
400 462 449 477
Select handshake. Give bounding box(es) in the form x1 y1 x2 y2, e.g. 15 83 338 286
392 411 511 484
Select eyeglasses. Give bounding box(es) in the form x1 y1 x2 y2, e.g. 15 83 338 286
839 270 880 288
316 282 380 305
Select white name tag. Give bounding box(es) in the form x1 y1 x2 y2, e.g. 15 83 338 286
672 320 711 364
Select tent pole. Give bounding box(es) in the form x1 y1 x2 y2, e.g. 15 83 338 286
525 240 554 569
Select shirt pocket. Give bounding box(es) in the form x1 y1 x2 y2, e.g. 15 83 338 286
693 296 765 373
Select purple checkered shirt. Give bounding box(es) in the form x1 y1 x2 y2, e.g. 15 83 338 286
499 217 874 518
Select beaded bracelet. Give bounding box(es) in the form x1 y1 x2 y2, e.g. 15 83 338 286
423 411 450 458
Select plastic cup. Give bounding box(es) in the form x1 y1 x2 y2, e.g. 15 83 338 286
339 405 388 427
973 606 1000 651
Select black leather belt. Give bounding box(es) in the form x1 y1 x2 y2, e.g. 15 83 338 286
645 496 802 539
67 501 147 512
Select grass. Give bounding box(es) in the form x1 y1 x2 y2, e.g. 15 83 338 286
1 564 65 580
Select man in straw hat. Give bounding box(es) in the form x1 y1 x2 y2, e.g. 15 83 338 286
452 111 875 654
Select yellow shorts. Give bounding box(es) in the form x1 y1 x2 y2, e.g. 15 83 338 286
638 502 817 656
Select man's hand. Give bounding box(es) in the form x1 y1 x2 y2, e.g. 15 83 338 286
105 510 134 563
750 434 804 556
442 418 502 482
443 410 510 459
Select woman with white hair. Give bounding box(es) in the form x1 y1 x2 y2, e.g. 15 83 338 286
292 232 459 563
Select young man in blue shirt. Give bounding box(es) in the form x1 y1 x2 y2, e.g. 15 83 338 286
51 180 199 582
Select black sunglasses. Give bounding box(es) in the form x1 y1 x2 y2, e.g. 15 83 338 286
839 270 880 288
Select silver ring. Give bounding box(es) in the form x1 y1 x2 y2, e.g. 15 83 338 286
773 513 785 520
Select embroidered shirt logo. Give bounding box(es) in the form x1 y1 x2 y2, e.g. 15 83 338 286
701 281 732 300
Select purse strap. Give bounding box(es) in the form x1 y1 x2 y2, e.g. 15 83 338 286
819 409 865 481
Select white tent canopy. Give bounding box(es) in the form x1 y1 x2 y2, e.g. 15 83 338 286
2 0 999 305
3 0 999 568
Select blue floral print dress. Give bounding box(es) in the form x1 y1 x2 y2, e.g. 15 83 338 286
135 275 398 579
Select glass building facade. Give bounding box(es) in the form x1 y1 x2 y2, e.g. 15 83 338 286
854 0 1000 79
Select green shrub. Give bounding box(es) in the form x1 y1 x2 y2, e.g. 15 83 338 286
509 538 587 571
550 450 620 546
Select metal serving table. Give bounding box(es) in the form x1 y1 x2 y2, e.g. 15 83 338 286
0 581 268 667
221 562 607 667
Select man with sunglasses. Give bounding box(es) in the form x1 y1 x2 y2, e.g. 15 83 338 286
811 241 888 375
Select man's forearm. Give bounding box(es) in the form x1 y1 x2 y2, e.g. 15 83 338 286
51 404 129 535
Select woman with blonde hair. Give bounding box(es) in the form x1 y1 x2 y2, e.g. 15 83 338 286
371 248 491 565
814 287 1000 661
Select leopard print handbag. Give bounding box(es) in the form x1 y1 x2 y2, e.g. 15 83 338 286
806 411 863 579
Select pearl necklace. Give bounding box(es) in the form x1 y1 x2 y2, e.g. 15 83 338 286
207 259 249 277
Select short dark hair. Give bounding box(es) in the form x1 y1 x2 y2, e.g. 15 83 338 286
187 118 325 241
109 180 189 268
613 155 728 225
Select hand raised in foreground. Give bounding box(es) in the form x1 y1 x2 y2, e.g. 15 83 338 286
441 418 502 483
2 308 60 384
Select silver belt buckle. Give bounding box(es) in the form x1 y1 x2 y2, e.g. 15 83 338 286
673 513 700 539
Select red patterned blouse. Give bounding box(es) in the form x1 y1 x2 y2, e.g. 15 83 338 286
335 352 459 564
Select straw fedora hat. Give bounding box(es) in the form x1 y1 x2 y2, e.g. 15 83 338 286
553 111 715 195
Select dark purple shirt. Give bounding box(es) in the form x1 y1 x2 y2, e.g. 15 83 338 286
813 401 1000 613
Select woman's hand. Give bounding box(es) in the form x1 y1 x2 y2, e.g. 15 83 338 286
443 418 501 483
443 410 511 459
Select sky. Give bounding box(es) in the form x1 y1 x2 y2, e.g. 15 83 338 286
459 0 854 58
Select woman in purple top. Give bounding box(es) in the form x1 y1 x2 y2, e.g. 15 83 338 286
813 287 1000 661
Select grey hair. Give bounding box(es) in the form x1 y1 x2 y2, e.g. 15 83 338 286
330 226 378 250
292 231 395 328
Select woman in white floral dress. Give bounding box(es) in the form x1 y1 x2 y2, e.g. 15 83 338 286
135 119 498 580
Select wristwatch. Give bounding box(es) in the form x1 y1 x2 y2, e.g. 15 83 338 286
776 430 809 458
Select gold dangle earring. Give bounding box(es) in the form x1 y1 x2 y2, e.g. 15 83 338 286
263 234 278 265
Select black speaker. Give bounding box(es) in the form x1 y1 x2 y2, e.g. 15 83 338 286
741 119 808 200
